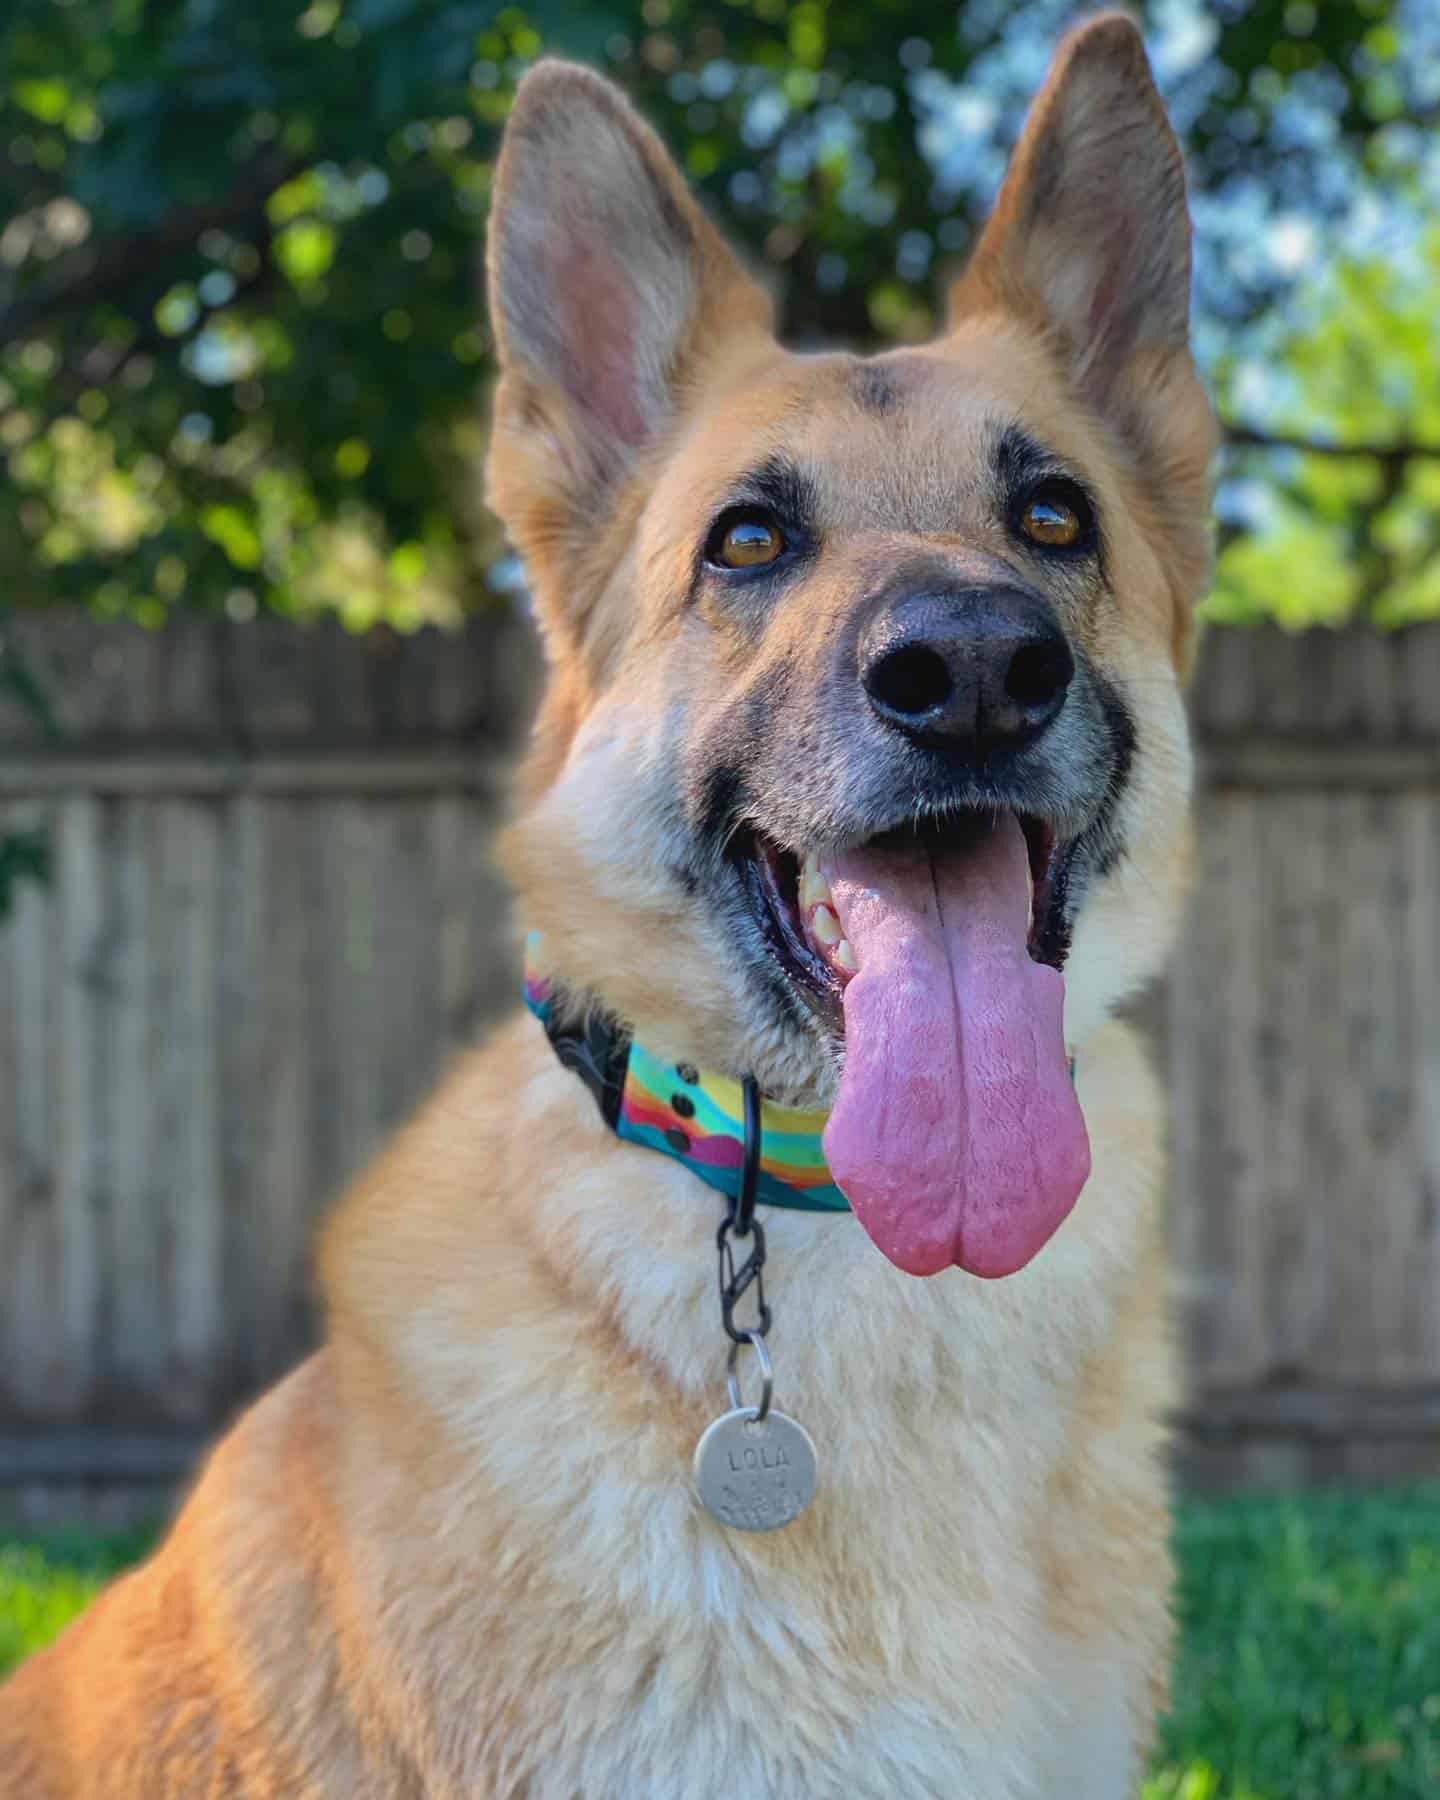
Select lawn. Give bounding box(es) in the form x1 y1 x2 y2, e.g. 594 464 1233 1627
1146 1489 1440 1798
0 1530 154 1681
2 1491 1438 1795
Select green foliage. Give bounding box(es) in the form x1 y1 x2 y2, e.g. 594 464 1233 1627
0 0 1424 635
9 1491 1440 1792
1 0 529 627
1213 235 1440 628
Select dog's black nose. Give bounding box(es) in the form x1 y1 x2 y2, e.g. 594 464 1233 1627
860 588 1074 755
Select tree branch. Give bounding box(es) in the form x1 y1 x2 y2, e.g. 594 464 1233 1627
1224 424 1440 463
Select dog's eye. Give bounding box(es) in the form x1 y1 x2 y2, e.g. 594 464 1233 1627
1019 483 1089 550
705 508 786 570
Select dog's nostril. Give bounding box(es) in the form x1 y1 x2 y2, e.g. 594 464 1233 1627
860 592 1072 751
1004 639 1073 709
866 643 954 718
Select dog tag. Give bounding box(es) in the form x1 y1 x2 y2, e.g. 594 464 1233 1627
694 1406 817 1532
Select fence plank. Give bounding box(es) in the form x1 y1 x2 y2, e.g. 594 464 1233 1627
1 814 60 1419
153 803 226 1420
103 800 164 1413
246 799 319 1383
1408 797 1440 1376
1263 792 1329 1379
52 797 104 1416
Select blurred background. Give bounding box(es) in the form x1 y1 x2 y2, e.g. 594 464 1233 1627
4 2 1440 1791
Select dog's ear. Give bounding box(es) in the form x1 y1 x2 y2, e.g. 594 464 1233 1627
486 61 771 649
948 14 1191 396
950 13 1214 647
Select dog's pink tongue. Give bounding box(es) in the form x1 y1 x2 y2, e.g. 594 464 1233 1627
821 818 1090 1278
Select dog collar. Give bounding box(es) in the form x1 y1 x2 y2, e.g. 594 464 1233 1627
523 935 851 1214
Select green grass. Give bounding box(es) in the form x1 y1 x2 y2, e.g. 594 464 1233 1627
1146 1489 1440 1798
0 1531 154 1679
4 1493 1439 1794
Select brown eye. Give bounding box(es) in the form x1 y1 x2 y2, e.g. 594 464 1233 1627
706 508 786 570
1015 493 1087 547
1015 482 1094 550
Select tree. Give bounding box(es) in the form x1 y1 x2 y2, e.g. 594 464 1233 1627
2 0 1430 643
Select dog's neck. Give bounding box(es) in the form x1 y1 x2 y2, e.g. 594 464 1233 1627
323 997 1156 1556
524 935 851 1216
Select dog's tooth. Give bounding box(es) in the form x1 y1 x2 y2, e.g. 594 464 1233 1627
798 855 830 911
835 936 858 973
811 903 842 947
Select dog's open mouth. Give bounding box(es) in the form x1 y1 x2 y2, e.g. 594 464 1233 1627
732 810 1091 1282
737 811 1073 1023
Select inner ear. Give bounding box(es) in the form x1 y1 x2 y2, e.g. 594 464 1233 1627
487 61 771 506
948 14 1191 396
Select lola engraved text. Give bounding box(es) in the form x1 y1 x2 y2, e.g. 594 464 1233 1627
693 1407 818 1532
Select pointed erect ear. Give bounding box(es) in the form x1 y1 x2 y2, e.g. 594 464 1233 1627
949 14 1192 393
486 61 771 626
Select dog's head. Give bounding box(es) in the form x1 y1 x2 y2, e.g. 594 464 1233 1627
487 15 1214 1279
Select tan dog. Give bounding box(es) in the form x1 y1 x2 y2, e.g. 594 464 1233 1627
0 15 1214 1796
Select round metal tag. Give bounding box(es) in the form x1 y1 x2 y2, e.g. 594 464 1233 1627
693 1406 818 1532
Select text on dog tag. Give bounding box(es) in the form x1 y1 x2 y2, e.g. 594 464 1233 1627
693 1406 817 1532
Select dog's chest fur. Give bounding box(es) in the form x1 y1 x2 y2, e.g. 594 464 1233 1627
0 1014 1172 1799
303 1014 1174 1799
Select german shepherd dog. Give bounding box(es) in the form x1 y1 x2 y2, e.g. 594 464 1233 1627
0 15 1214 1796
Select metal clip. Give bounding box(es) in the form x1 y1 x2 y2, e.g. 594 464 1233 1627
717 1213 770 1344
715 1073 771 1344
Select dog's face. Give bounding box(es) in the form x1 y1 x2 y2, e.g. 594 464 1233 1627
488 16 1215 1277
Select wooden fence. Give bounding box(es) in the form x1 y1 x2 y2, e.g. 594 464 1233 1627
2 611 1439 1509
1173 626 1440 1488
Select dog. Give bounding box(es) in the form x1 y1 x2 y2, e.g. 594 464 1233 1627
0 14 1214 1795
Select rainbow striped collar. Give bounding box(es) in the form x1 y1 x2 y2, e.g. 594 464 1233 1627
523 936 850 1215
